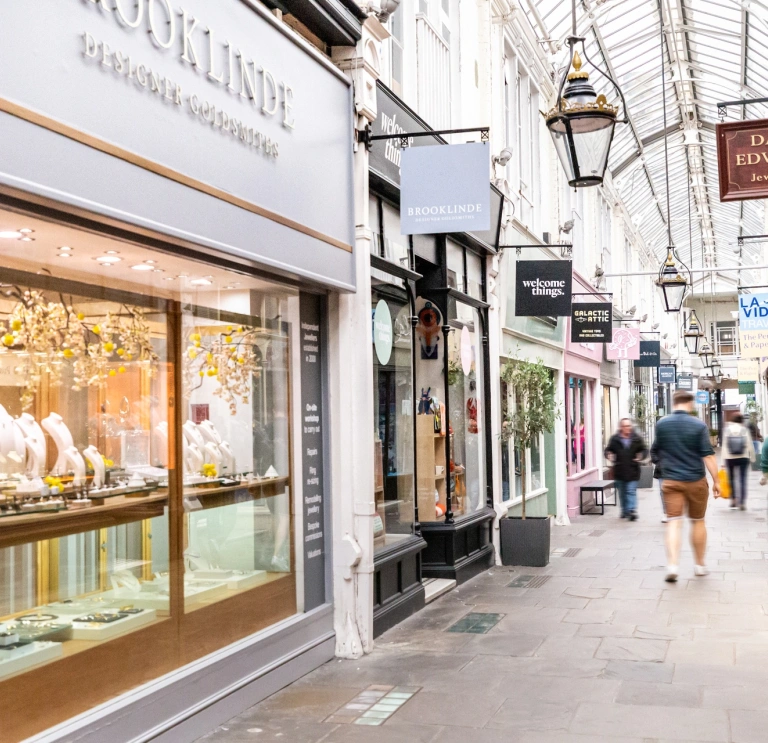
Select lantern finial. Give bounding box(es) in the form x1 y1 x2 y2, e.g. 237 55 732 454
568 51 589 80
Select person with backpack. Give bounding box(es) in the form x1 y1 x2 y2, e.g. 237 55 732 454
723 413 755 510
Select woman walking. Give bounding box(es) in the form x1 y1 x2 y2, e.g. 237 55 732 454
723 413 755 510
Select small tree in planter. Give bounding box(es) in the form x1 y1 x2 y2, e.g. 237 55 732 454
499 356 560 565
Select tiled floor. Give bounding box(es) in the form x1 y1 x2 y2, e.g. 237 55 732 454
196 470 768 743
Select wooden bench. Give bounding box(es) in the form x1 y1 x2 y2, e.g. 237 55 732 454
579 479 616 515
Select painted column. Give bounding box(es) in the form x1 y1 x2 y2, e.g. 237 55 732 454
330 19 388 659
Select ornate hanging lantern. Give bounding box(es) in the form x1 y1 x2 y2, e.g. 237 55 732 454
656 248 690 313
698 338 714 369
682 310 704 354
544 0 627 188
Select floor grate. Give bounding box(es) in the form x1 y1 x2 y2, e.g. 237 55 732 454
325 685 419 726
447 612 504 634
563 548 582 557
508 574 551 588
527 575 552 588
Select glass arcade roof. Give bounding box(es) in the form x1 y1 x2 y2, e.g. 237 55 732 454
525 0 767 288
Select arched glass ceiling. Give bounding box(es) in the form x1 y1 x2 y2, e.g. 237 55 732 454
524 0 766 284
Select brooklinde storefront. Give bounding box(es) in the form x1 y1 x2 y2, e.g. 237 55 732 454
368 83 503 636
0 2 354 741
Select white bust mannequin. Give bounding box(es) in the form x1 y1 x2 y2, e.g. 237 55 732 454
83 445 105 489
155 422 169 467
182 420 206 450
0 405 25 471
197 421 222 445
218 441 236 475
183 438 204 475
15 413 45 477
42 413 86 485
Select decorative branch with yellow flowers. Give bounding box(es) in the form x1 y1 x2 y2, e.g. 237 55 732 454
183 325 262 415
0 288 158 410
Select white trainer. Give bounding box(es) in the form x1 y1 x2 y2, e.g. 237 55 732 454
694 565 709 577
665 566 678 583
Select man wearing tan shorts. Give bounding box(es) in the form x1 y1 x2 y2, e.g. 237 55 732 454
650 390 720 582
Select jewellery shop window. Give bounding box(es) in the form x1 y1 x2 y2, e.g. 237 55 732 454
372 268 415 552
415 295 486 523
0 210 307 716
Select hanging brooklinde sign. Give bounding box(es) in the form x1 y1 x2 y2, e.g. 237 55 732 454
717 119 768 201
400 143 490 234
634 341 661 368
0 0 354 258
571 302 613 343
515 260 573 317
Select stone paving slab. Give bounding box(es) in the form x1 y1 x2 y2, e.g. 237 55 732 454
196 470 768 743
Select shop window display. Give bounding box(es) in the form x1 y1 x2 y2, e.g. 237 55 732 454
0 210 311 737
371 273 415 550
416 297 486 521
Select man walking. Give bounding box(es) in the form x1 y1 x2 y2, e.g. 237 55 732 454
722 413 754 510
651 389 720 582
605 418 647 521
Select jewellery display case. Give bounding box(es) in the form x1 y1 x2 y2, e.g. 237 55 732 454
0 211 308 740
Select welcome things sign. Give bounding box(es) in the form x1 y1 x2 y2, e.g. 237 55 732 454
515 260 573 317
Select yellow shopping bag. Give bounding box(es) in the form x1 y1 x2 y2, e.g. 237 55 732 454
718 468 731 499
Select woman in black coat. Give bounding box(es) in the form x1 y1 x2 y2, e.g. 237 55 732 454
604 418 648 521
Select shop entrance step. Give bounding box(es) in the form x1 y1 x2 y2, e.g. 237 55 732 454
422 578 456 604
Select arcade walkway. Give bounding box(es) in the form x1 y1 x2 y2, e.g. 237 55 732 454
198 471 768 743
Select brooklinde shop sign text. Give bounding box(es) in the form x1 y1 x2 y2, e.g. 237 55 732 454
400 143 490 235
81 0 296 159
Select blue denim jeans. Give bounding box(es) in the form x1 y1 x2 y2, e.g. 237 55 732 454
616 479 638 516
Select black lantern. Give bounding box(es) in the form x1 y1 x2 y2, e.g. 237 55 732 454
656 248 690 313
710 358 722 378
682 310 704 354
698 338 714 369
545 2 627 189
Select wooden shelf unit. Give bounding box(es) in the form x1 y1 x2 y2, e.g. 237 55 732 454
416 415 446 522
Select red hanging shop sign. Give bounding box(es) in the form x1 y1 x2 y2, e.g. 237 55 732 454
716 118 768 201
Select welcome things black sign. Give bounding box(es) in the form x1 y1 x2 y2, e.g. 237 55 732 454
515 260 573 317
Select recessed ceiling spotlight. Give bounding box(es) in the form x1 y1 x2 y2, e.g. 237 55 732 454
18 228 33 234
20 237 34 242
95 256 122 264
178 273 189 278
144 260 157 265
58 246 72 251
105 250 119 255
163 276 176 281
131 264 154 271
58 253 71 258
190 278 213 286
153 268 164 273
0 231 23 239
223 285 235 290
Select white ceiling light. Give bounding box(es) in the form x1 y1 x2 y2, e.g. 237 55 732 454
105 250 119 255
189 278 213 286
0 231 23 239
144 260 157 265
58 246 72 251
131 264 154 271
95 256 122 264
18 228 33 234
58 253 71 258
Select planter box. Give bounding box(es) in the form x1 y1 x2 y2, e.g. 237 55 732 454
500 515 551 567
637 464 654 489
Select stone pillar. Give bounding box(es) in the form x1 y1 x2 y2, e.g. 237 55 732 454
329 17 388 658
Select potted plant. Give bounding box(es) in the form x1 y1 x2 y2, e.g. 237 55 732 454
629 392 654 488
499 357 560 566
